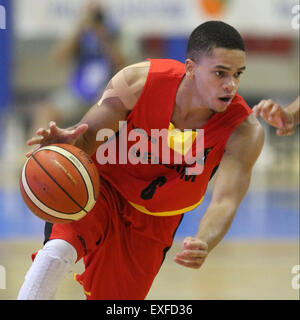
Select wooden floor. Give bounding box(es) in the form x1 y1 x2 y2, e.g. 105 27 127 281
0 239 298 300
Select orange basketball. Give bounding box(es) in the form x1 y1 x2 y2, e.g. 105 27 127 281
20 144 100 224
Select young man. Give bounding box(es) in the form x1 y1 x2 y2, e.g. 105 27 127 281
18 21 264 300
253 97 299 136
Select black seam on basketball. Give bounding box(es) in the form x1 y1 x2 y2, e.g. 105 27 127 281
50 145 97 201
23 162 82 216
31 154 88 214
54 147 97 201
23 164 80 216
39 146 95 204
20 182 74 221
50 148 92 204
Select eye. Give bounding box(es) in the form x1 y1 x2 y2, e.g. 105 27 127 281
234 71 243 78
215 71 224 77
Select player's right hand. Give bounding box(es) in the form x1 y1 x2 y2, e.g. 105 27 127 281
26 121 88 158
174 236 208 270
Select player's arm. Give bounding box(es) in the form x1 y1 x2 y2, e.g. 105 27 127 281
26 61 150 157
283 96 300 126
174 114 264 269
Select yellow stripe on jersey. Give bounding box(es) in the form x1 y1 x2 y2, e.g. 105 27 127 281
74 273 91 296
128 196 204 216
168 122 197 156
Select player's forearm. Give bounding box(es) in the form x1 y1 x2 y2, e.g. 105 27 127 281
66 124 97 156
73 133 95 155
195 200 237 252
284 97 300 125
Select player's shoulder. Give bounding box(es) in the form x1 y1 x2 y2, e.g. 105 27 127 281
119 59 184 85
226 112 264 161
239 113 264 138
231 93 251 112
231 93 262 133
107 61 150 110
123 61 151 85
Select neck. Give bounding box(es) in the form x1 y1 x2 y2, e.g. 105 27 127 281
174 76 214 124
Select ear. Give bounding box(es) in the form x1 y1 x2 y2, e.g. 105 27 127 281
185 59 196 80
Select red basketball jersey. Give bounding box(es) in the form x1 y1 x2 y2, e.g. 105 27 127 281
92 59 252 216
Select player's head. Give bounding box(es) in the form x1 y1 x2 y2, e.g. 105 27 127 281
185 21 246 112
187 20 245 61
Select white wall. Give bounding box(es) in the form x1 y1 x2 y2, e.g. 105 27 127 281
14 0 299 39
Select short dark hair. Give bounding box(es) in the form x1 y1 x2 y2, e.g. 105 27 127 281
187 21 245 61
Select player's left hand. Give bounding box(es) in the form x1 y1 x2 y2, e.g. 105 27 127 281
174 236 208 269
253 99 295 136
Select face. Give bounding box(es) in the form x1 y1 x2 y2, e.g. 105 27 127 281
186 47 246 113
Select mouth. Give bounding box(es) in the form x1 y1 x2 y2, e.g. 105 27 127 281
218 96 233 103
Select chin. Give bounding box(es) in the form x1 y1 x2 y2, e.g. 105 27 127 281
213 105 228 113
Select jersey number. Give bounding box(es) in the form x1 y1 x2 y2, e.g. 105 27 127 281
140 176 167 200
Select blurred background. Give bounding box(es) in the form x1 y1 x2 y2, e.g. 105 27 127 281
0 0 299 300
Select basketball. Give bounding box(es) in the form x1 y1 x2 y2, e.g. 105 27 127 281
20 144 100 224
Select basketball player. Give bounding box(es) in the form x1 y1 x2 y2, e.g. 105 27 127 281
253 97 300 136
18 21 264 300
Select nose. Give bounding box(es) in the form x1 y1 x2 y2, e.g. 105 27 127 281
223 77 237 93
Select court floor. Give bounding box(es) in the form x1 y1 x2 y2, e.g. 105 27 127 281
0 239 298 300
0 185 299 300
